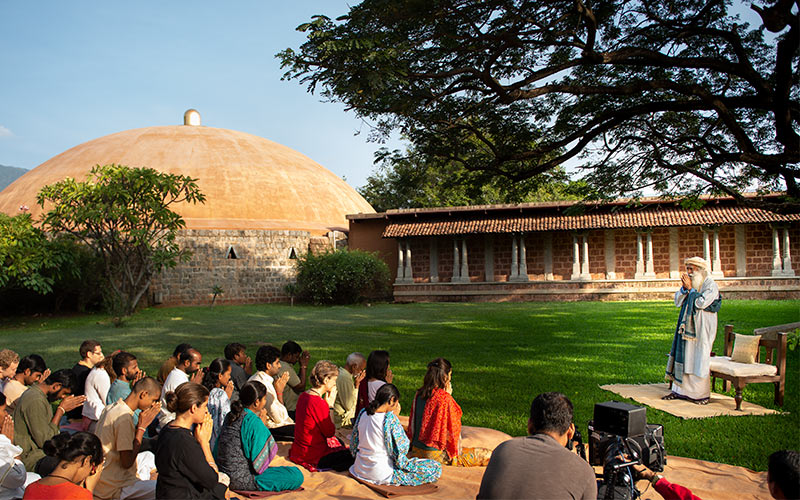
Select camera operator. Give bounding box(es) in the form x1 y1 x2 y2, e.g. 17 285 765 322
477 392 596 500
631 449 799 500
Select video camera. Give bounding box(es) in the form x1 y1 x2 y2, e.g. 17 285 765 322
576 401 666 500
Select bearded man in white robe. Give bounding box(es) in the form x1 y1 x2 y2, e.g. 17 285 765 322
663 256 721 404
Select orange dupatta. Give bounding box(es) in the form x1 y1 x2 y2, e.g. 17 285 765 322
409 388 462 459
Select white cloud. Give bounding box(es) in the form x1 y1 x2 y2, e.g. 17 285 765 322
0 126 13 137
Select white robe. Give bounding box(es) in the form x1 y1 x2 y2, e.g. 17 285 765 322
672 277 719 399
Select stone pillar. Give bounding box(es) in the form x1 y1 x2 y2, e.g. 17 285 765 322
635 232 645 279
711 230 724 278
429 239 439 283
571 234 581 280
519 235 529 281
604 230 616 280
580 234 590 279
404 241 413 281
396 241 406 283
771 227 782 276
669 227 680 278
734 226 747 277
458 239 469 282
510 236 519 280
703 230 711 266
782 228 795 276
645 231 656 277
484 237 494 282
544 233 554 280
452 239 461 281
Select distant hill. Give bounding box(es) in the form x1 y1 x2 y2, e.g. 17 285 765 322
0 164 28 192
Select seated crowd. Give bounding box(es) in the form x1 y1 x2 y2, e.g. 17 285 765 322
0 342 796 500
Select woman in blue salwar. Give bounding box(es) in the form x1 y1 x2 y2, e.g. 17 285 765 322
350 384 441 486
215 381 304 492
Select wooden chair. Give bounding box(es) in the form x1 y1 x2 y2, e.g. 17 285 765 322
710 323 794 411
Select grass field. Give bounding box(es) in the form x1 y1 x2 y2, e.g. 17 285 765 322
1 300 797 471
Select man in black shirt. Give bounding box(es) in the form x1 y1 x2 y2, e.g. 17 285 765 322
69 340 103 419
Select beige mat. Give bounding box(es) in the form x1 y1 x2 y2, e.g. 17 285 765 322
268 446 769 499
599 383 781 419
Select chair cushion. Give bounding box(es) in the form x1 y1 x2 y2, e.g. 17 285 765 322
731 334 761 364
710 357 778 377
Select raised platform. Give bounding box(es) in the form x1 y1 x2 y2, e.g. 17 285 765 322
393 276 800 302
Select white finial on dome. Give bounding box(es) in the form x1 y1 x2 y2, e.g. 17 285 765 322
184 109 201 126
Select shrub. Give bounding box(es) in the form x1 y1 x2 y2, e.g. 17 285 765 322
294 249 391 305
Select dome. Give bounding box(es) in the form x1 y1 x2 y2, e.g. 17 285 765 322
0 118 375 234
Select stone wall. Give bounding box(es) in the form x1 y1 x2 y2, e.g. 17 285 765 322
394 277 800 302
150 229 313 306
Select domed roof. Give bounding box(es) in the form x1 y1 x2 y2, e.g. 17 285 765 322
0 116 374 234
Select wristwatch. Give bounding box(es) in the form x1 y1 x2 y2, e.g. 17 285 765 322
651 474 664 486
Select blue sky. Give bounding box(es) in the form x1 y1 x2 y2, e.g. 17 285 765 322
0 1 398 189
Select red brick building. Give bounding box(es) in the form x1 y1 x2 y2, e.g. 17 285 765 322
348 196 800 302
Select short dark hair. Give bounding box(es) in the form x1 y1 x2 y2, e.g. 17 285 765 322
0 392 6 407
281 341 302 357
46 369 78 394
178 348 199 364
768 450 800 499
530 392 573 435
224 343 246 361
255 345 280 371
132 376 161 396
79 340 101 359
17 354 46 375
112 352 137 377
172 343 193 358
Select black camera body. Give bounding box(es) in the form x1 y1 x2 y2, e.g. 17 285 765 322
586 401 667 500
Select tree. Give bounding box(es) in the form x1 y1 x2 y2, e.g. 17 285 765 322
37 164 205 318
279 0 800 212
360 147 589 212
0 212 76 295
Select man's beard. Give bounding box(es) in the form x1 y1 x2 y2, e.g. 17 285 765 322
690 271 706 290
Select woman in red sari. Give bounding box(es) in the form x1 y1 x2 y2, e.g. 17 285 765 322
407 358 491 467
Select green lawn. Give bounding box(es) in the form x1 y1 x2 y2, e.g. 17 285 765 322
1 300 797 471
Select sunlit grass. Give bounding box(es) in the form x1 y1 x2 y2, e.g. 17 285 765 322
1 300 797 470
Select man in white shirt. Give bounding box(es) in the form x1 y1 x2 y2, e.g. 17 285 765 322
247 345 294 441
158 348 202 428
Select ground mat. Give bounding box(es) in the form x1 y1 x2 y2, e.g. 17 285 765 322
599 382 781 419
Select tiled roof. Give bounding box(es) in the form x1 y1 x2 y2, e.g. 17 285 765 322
382 205 800 238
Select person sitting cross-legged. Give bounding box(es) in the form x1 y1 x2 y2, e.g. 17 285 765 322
14 369 85 474
247 346 294 441
407 358 491 467
0 350 19 393
333 352 366 429
477 392 597 500
223 343 252 395
22 432 104 500
158 347 203 429
3 355 48 413
350 383 441 486
69 340 103 420
155 382 244 500
202 358 234 449
157 344 193 386
215 381 304 493
82 355 116 433
355 350 393 417
93 377 162 500
0 391 40 499
290 361 353 472
107 352 143 405
277 341 310 419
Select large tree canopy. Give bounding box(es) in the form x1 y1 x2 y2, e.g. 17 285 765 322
279 0 799 212
38 164 205 318
360 147 588 212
